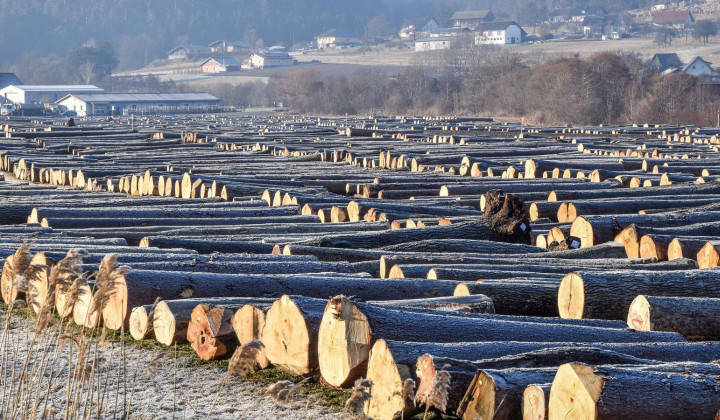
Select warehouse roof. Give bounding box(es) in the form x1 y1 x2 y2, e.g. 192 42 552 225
0 85 103 92
56 93 220 104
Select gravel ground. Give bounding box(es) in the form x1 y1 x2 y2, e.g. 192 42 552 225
0 315 349 420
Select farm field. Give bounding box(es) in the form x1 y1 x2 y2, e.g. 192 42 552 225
0 113 719 418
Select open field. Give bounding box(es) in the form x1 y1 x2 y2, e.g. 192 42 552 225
1 114 720 419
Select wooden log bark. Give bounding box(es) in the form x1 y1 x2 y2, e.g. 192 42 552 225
627 295 720 340
301 220 531 249
548 362 720 420
317 296 683 388
368 295 495 314
558 269 720 320
457 281 560 317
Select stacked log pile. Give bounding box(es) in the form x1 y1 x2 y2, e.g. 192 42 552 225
0 115 719 419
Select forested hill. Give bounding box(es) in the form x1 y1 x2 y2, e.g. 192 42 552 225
0 0 656 70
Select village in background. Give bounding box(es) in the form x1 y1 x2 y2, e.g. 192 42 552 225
2 0 720 125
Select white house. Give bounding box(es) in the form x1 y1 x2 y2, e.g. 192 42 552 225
249 52 294 68
56 93 221 116
474 22 525 45
399 18 440 39
0 85 104 105
415 36 453 51
683 56 713 78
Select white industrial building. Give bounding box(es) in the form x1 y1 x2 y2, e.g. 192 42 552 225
474 21 525 45
0 85 104 105
414 36 453 51
56 93 221 116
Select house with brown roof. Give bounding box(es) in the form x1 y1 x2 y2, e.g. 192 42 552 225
651 10 694 28
451 10 495 29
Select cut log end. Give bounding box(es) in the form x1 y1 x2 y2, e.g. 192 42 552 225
364 339 415 419
187 305 236 361
667 238 685 261
231 304 266 346
457 370 495 420
317 295 371 387
129 306 150 340
523 385 548 420
558 273 584 319
614 225 639 258
101 274 129 330
697 242 720 269
72 284 99 328
261 295 317 376
569 217 593 248
639 235 667 261
548 363 604 420
626 295 651 331
153 301 179 346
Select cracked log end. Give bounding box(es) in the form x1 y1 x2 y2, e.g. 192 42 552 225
548 363 603 420
317 295 371 387
261 295 314 376
558 273 585 319
188 305 236 361
364 339 415 419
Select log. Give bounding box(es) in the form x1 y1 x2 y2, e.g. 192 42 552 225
317 296 683 388
697 240 720 269
187 304 238 360
548 362 720 420
523 384 550 420
558 269 720 320
152 297 276 346
627 295 720 340
457 367 560 420
231 302 273 345
101 269 473 330
260 295 326 376
379 239 546 255
457 281 560 317
301 220 531 249
368 295 495 314
571 211 720 248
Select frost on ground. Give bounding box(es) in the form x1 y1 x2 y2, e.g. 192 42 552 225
0 314 348 419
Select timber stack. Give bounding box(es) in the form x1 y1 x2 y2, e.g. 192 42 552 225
0 114 719 419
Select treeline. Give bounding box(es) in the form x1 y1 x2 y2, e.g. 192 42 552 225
224 51 718 126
